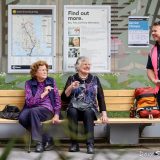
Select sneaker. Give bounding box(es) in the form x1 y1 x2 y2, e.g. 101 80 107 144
35 142 44 153
44 140 54 151
69 143 80 152
87 144 94 154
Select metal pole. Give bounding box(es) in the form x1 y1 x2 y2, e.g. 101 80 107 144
56 0 63 73
0 1 2 72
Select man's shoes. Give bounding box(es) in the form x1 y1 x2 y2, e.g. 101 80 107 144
44 140 54 151
154 151 160 155
69 143 80 152
87 144 94 154
35 142 44 153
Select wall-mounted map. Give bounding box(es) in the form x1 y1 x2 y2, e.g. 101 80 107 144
8 5 56 73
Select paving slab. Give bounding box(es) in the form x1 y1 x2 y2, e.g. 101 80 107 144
0 144 160 160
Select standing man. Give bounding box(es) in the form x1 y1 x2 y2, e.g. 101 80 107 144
146 21 160 155
146 21 160 105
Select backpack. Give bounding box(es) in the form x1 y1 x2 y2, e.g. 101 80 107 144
130 87 160 118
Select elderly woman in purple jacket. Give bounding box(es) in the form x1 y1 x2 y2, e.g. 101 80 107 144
19 60 61 153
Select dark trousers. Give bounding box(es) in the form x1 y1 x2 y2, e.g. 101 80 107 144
19 107 53 142
67 107 95 145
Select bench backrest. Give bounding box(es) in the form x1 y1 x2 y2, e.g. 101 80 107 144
104 90 134 111
0 90 25 111
0 90 135 111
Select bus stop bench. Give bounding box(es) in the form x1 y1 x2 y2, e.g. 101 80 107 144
0 90 160 145
103 90 160 144
43 90 160 145
0 90 26 139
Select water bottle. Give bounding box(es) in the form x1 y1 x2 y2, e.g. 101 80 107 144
130 106 135 118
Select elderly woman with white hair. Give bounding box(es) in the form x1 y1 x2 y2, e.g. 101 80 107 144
61 56 108 154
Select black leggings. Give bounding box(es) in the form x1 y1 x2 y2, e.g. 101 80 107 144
67 107 95 145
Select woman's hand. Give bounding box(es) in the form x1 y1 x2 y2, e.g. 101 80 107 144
100 111 109 124
44 86 53 92
52 114 60 124
71 81 80 89
41 86 53 99
65 81 80 97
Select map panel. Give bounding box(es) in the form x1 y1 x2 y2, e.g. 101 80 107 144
8 5 56 73
12 15 52 56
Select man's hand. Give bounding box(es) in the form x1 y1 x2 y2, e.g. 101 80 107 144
154 80 160 86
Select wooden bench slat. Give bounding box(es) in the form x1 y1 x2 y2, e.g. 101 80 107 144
103 90 135 96
0 97 25 103
0 90 25 97
107 104 132 111
108 118 160 124
105 97 134 103
0 118 18 123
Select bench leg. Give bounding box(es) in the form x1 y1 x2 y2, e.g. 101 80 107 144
27 133 31 153
24 131 32 153
109 124 140 144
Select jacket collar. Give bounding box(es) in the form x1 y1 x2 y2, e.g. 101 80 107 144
30 77 52 86
74 73 93 83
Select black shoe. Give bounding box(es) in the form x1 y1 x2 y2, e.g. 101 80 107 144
87 144 94 154
69 143 80 152
44 141 54 151
35 142 44 153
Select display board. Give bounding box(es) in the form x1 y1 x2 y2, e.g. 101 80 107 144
8 5 56 73
128 16 149 47
63 5 111 73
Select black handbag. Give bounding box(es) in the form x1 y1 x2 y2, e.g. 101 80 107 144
70 98 93 111
0 105 20 120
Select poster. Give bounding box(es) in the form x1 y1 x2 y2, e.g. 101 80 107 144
63 5 111 73
8 5 56 73
128 16 149 47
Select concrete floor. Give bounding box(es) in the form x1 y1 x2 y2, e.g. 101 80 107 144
0 143 160 160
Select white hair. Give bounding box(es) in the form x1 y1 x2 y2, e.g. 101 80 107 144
75 56 90 72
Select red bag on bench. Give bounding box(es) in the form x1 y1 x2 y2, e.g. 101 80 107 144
130 87 160 118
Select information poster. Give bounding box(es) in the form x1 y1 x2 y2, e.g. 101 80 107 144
8 5 56 73
128 16 149 47
63 5 111 73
